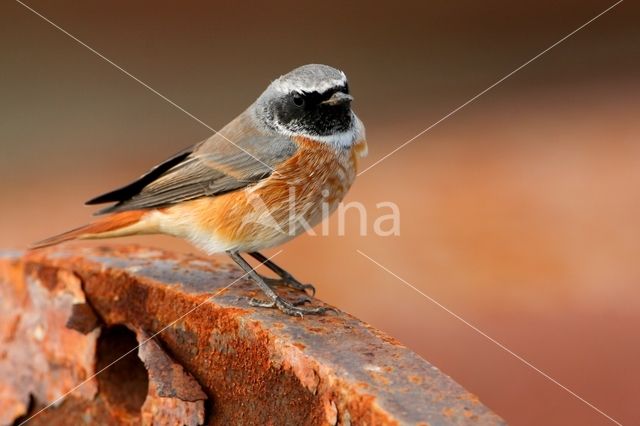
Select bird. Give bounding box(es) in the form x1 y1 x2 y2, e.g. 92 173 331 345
33 64 367 316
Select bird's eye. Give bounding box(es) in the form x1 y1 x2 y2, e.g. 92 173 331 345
292 94 305 107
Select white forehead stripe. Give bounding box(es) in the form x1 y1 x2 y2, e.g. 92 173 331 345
272 71 347 94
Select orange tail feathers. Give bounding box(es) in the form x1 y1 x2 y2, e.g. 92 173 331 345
31 210 148 249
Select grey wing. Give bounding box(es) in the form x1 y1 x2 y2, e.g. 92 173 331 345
87 112 296 214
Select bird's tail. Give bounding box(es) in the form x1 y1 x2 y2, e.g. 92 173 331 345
31 210 149 249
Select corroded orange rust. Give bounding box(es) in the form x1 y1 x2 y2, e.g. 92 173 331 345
409 374 424 385
3 246 505 425
138 331 206 425
0 258 98 425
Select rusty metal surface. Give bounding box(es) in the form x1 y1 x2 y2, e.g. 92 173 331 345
138 330 207 426
0 255 99 425
0 246 505 425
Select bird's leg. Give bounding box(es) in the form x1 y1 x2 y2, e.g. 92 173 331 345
227 251 332 317
248 251 316 296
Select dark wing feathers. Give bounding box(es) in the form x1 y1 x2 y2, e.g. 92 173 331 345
87 112 296 215
86 147 192 206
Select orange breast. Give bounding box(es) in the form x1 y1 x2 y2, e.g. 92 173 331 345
169 137 362 252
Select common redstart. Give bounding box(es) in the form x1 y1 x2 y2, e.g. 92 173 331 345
34 64 367 316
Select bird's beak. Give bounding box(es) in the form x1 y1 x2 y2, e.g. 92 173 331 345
321 92 353 106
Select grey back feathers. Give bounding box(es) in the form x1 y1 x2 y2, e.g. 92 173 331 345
88 111 297 214
87 64 354 214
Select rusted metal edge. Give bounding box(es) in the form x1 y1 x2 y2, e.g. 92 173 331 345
0 246 505 425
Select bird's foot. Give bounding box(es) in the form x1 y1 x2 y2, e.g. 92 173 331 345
248 296 335 317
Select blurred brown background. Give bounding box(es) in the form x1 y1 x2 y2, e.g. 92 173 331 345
1 1 639 424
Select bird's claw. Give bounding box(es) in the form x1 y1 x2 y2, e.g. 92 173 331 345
248 296 334 317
